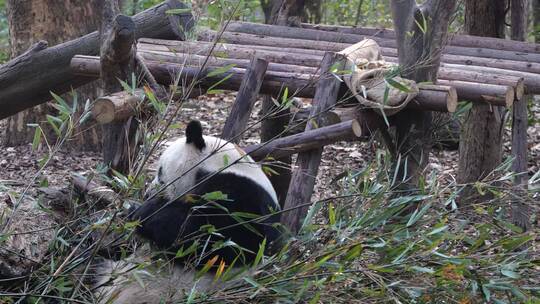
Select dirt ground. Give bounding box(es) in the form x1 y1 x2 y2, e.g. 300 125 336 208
1 93 539 206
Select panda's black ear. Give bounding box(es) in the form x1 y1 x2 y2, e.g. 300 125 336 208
186 120 206 150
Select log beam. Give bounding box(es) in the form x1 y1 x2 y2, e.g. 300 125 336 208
245 119 365 160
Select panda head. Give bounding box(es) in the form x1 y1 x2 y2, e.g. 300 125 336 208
144 121 278 205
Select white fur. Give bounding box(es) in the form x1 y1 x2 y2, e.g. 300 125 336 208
94 258 231 304
149 135 279 207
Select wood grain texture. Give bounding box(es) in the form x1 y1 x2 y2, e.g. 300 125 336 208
222 57 269 142
281 52 346 234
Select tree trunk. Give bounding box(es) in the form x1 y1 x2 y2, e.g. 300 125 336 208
260 0 305 208
4 0 103 150
458 0 507 202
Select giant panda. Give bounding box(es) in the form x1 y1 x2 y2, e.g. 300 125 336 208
130 120 282 265
92 121 282 303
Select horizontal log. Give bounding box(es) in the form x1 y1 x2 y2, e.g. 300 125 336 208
138 49 318 74
0 0 193 120
436 68 524 100
225 22 540 64
139 41 323 68
139 38 328 56
244 120 364 160
439 62 540 95
71 55 457 112
437 80 514 107
300 23 540 54
199 30 540 75
92 90 144 124
287 106 387 136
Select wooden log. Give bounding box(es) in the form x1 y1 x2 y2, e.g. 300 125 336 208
411 84 458 112
99 6 137 174
440 62 540 95
140 41 323 67
137 49 317 74
92 89 144 124
72 175 117 207
287 106 385 136
139 38 328 56
71 55 457 112
222 57 269 142
245 119 364 160
282 52 346 234
301 22 540 54
225 22 540 63
437 68 524 100
0 0 193 120
199 30 540 75
437 80 514 107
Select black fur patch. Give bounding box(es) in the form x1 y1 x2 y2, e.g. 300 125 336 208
185 120 206 150
130 169 281 265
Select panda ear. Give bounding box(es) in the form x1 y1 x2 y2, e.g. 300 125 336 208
186 120 206 150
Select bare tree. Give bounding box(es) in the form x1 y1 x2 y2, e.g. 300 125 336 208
458 0 507 202
4 0 103 150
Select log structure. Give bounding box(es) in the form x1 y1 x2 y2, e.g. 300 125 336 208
71 55 458 112
0 0 193 120
199 30 540 77
224 22 540 64
136 39 533 104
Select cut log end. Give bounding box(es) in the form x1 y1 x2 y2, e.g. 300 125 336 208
447 87 458 112
505 87 515 108
91 90 143 124
351 119 363 138
515 79 525 100
92 99 116 124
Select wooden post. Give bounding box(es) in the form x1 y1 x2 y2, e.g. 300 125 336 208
510 0 530 231
99 2 137 174
281 52 347 234
222 57 269 142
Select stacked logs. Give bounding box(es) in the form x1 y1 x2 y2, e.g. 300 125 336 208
70 21 540 125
